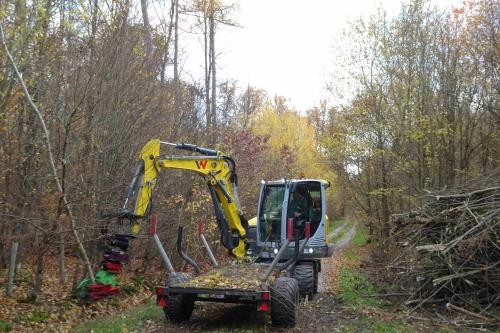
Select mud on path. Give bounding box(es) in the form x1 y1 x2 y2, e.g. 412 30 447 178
141 217 359 332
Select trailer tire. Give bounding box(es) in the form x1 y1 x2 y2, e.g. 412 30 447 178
270 277 299 327
163 273 194 322
293 262 315 299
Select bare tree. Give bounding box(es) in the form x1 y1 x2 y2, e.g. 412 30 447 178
0 22 95 284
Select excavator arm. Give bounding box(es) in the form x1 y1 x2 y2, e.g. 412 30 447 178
120 139 248 258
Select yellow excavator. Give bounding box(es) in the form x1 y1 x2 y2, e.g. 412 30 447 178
105 139 334 327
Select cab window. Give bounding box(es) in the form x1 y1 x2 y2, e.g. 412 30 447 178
258 185 285 242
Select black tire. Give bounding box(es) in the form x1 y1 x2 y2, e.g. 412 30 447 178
313 266 319 294
293 262 314 299
270 277 299 327
163 273 194 322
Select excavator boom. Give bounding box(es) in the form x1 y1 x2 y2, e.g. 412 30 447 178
122 139 247 258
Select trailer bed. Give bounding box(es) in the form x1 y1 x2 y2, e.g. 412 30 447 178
157 263 276 305
175 263 273 290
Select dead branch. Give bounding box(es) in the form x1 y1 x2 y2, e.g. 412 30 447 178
390 173 500 319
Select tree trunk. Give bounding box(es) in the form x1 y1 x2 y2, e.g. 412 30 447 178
160 0 175 85
59 227 66 284
209 0 217 144
173 0 180 113
204 5 211 134
31 251 44 297
140 0 152 57
6 241 19 296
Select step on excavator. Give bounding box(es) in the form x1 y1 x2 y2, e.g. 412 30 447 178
80 139 334 327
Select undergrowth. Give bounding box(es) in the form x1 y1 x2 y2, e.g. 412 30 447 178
22 308 50 323
338 268 387 309
351 223 368 246
0 319 12 332
340 318 415 333
71 299 162 333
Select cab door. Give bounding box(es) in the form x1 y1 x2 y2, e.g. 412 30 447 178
285 181 326 240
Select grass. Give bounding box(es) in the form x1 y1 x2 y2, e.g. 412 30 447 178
329 218 344 232
23 308 50 323
342 249 358 262
71 299 162 333
351 223 368 246
338 268 388 309
340 318 415 333
0 319 12 332
337 218 387 309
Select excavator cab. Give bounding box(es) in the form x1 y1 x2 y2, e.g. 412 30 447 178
254 179 333 260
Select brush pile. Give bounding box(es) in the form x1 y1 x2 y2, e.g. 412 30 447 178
391 176 499 319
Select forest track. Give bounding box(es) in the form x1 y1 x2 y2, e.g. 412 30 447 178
318 216 358 293
327 219 348 240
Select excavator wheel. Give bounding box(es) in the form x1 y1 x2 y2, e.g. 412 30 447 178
164 273 194 322
313 267 319 294
292 262 315 300
270 277 299 327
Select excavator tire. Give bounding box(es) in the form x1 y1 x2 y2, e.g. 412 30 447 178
293 262 315 299
270 277 299 327
164 273 194 322
313 266 319 294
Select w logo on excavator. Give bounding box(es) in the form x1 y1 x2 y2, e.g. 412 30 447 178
196 160 208 169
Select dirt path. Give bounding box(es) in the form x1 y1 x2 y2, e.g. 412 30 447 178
328 219 348 240
318 216 358 292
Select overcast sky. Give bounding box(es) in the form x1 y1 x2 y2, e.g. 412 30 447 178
174 0 459 112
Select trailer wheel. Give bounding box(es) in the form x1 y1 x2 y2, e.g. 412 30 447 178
163 273 194 322
270 277 299 327
293 262 315 299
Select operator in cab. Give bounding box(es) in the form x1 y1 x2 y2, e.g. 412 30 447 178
287 185 310 227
